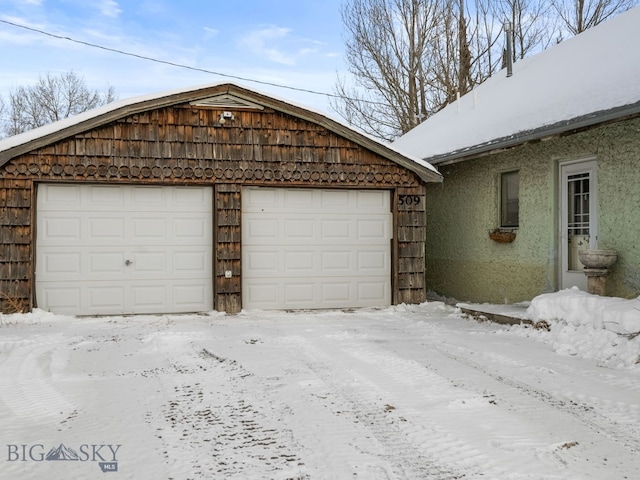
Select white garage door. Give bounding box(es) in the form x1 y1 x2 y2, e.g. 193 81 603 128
36 184 213 315
242 187 392 310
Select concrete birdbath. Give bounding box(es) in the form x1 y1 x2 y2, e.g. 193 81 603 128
578 249 617 296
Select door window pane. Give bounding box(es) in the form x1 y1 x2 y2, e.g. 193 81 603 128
567 172 590 270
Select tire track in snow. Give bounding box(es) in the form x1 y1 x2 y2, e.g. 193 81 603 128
285 322 640 480
322 337 582 479
551 390 640 433
151 345 307 480
0 336 76 421
428 342 640 454
287 333 475 479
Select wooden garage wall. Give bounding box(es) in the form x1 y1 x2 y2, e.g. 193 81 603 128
0 103 426 314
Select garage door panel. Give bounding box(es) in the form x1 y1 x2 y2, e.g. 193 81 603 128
40 183 81 205
131 185 164 205
244 250 280 274
358 281 389 301
357 190 389 209
320 189 349 209
89 217 125 240
245 214 390 246
284 218 315 238
320 251 352 271
41 216 82 241
244 216 279 242
174 217 209 239
321 282 352 303
39 286 82 311
173 283 209 307
243 281 279 308
357 218 391 240
132 217 166 240
41 252 82 275
36 184 212 315
42 279 214 315
247 247 366 277
174 251 210 273
89 252 125 274
130 252 166 273
284 282 316 304
320 219 351 239
174 186 209 205
88 286 126 311
284 250 315 272
284 189 315 208
89 184 127 206
357 249 389 272
244 187 278 210
242 187 391 309
132 285 167 309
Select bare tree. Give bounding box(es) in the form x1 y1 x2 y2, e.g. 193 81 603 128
429 0 502 106
551 0 639 36
493 0 557 61
334 0 637 141
332 0 443 141
333 0 502 141
2 71 116 137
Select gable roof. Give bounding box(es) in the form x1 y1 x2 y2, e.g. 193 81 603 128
393 6 640 165
0 82 442 183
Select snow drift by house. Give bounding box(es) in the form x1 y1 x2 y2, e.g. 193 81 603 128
513 288 640 369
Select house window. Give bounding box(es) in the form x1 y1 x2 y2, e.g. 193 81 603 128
501 171 519 227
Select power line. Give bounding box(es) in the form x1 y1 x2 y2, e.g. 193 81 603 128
0 18 385 106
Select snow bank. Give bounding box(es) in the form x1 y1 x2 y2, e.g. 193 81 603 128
516 288 640 369
0 308 67 325
526 287 640 335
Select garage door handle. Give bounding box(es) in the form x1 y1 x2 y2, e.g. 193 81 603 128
125 260 133 266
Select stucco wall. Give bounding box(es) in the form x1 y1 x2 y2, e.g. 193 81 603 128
425 116 640 303
596 119 640 297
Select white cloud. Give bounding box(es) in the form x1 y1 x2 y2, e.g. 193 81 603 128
203 27 219 40
240 26 296 65
99 0 121 18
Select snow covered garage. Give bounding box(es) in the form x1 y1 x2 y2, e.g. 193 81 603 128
0 83 441 315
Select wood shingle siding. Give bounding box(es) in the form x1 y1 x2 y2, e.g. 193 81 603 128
0 83 440 314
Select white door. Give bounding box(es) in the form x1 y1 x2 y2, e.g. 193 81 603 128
560 160 598 290
242 187 392 310
36 184 213 315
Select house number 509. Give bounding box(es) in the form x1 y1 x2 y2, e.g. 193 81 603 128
398 195 421 207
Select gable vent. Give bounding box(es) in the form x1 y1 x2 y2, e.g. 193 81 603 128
190 94 264 110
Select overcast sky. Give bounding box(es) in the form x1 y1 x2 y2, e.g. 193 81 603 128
0 0 347 114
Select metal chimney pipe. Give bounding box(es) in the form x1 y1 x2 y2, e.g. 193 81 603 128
505 21 514 77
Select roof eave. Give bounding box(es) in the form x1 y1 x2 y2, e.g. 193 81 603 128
427 100 640 166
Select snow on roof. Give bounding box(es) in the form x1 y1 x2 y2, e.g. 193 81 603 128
0 82 217 153
0 81 440 180
393 6 640 163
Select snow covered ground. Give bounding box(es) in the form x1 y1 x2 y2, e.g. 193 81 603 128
0 289 638 479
